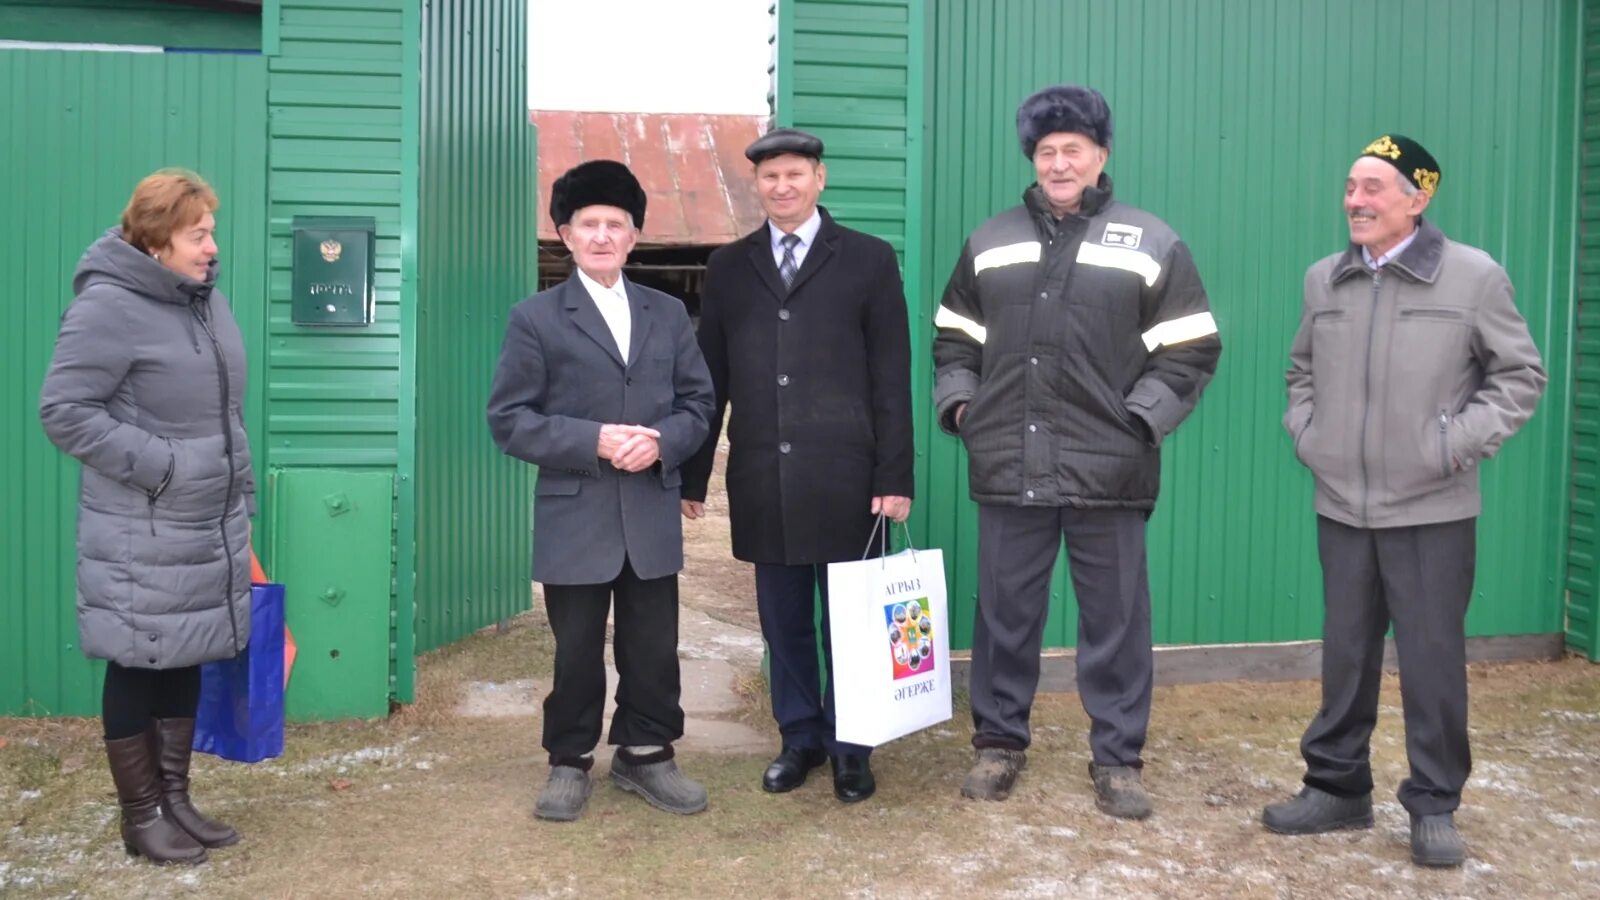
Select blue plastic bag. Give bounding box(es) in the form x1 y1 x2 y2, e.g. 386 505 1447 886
193 583 286 763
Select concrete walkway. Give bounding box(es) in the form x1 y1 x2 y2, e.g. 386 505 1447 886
457 604 772 758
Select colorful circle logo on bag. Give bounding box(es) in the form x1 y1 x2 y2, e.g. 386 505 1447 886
883 597 935 681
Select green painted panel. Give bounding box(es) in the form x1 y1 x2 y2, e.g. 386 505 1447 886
413 0 537 656
911 0 1576 650
263 0 408 474
271 468 393 721
0 48 269 715
778 0 918 255
1569 0 1600 661
0 1 261 50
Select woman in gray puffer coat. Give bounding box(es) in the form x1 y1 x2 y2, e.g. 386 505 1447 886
40 169 254 866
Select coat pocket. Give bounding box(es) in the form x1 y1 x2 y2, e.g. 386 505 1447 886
1398 306 1467 322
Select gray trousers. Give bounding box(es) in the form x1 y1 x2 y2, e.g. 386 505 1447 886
1301 516 1475 816
970 504 1152 767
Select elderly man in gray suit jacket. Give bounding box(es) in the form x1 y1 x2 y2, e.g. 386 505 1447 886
488 160 715 822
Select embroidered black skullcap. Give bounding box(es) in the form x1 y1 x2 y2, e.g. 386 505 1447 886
1360 134 1440 197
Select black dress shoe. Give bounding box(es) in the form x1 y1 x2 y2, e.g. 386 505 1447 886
831 755 876 803
762 746 826 793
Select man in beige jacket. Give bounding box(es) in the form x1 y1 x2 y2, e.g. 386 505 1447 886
1263 134 1546 868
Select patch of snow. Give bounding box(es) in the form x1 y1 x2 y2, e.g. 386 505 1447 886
1473 761 1536 797
1546 813 1597 830
1003 877 1071 898
1097 862 1157 880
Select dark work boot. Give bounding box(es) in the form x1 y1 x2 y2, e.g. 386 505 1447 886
105 734 207 865
153 719 240 848
1262 785 1374 835
960 748 1026 801
1089 763 1153 820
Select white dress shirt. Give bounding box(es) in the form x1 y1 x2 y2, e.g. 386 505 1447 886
576 267 632 361
1361 226 1419 270
770 208 823 270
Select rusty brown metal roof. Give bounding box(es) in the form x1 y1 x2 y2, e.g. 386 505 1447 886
532 110 767 247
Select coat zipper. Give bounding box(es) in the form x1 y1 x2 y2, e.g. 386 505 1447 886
193 299 242 655
1359 269 1381 522
1439 408 1451 476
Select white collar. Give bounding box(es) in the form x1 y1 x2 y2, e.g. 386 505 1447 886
769 208 822 249
1361 226 1420 269
576 267 628 300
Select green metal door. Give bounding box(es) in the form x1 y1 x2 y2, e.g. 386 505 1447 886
269 468 394 721
0 48 268 715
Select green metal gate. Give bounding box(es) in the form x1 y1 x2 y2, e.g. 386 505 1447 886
1569 0 1600 660
0 48 269 715
781 0 1579 651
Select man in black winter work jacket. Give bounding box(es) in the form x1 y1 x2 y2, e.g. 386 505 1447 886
932 84 1221 818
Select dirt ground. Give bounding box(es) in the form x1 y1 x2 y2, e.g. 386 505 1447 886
680 434 760 633
4 447 1600 898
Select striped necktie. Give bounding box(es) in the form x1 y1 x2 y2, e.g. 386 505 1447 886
779 233 801 289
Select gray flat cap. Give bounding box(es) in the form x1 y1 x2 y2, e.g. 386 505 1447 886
745 127 825 164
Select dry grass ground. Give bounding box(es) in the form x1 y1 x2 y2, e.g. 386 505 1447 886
4 445 1599 897
3 633 1599 898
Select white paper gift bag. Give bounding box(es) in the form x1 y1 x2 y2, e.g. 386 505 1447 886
828 519 952 747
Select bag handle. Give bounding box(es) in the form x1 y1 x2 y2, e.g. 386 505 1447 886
898 520 918 555
859 514 920 564
860 513 888 560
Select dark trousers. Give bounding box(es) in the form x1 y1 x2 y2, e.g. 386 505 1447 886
102 662 201 741
970 504 1153 767
541 557 684 764
1301 515 1476 816
754 562 871 758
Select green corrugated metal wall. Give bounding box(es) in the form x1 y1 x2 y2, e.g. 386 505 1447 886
0 0 260 49
1570 0 1600 660
0 49 269 715
3 0 539 715
414 0 537 653
784 0 1579 651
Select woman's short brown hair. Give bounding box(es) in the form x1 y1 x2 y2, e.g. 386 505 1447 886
121 169 219 254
